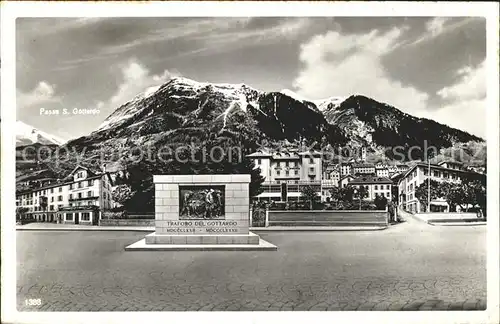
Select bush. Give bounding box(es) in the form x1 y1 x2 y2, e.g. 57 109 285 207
102 211 127 219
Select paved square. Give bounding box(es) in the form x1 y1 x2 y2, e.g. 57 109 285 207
16 219 486 311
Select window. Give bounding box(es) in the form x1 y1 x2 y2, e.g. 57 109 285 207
386 192 390 197
57 195 62 201
374 185 378 190
49 205 54 211
78 193 82 199
103 192 107 199
50 197 54 202
87 191 93 197
81 213 90 221
69 194 73 199
78 182 83 188
69 184 73 190
59 187 62 192
65 213 73 221
433 171 439 177
285 171 289 176
88 201 93 205
285 161 289 167
50 188 54 193
295 170 298 176
386 185 390 190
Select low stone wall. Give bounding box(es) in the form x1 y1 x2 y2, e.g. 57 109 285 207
99 219 155 226
267 210 388 227
414 212 480 223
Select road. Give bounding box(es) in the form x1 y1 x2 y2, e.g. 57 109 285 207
17 216 486 311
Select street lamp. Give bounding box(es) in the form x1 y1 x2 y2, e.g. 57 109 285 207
427 155 432 213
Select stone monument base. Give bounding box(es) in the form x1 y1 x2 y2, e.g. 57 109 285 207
125 231 277 251
145 232 261 245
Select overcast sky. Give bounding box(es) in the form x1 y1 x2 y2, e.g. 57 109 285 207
16 17 486 141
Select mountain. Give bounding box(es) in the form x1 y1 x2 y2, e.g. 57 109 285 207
323 95 484 160
17 76 485 186
16 120 65 147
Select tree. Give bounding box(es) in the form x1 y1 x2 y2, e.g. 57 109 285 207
438 181 456 211
354 186 369 210
329 186 342 207
374 194 388 210
112 184 133 207
340 186 355 202
469 180 486 219
16 207 29 222
300 185 319 210
414 179 440 212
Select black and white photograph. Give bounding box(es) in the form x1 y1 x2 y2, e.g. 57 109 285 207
1 2 499 324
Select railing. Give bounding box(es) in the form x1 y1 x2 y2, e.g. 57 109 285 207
262 181 321 186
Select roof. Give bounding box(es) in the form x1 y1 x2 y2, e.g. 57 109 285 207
16 172 111 196
348 175 393 185
340 174 355 181
352 163 375 168
401 162 478 180
272 152 300 159
67 165 98 179
246 150 272 157
298 150 323 156
438 160 463 166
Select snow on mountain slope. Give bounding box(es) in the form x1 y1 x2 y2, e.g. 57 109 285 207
16 120 65 146
314 96 348 111
96 76 262 132
280 89 312 103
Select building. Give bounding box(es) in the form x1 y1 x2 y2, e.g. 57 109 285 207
320 165 340 202
387 165 400 176
16 165 114 225
347 175 393 201
323 165 340 187
340 162 352 177
396 164 409 173
438 160 463 170
339 174 355 188
397 161 482 213
352 163 376 176
247 149 323 201
375 165 389 177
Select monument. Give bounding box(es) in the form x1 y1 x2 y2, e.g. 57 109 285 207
125 174 277 251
